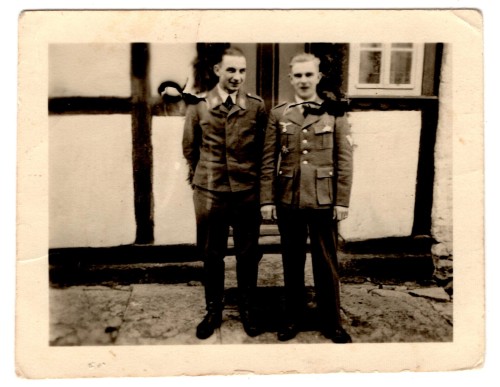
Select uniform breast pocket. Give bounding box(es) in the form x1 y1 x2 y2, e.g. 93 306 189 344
314 126 334 149
316 167 334 205
239 119 257 132
237 119 257 151
200 119 224 139
279 124 297 154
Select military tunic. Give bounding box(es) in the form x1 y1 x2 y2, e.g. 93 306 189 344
182 87 267 312
183 88 267 192
260 100 354 331
260 101 353 209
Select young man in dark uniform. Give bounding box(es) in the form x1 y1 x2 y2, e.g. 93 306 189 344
260 53 354 343
183 47 267 339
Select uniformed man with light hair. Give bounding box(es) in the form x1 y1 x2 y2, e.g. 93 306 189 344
260 52 354 343
183 47 267 340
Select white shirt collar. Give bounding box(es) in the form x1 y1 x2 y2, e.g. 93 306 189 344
217 84 237 104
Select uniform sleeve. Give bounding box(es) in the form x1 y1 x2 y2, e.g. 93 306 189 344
260 108 279 206
334 114 353 207
255 100 268 160
182 104 201 186
258 101 268 138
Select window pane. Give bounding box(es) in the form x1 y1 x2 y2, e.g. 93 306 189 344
391 43 413 49
359 50 381 84
390 51 412 84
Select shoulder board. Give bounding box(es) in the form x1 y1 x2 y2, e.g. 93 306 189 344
246 93 264 102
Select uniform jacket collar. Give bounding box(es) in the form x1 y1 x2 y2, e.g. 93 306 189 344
206 87 247 112
283 97 324 128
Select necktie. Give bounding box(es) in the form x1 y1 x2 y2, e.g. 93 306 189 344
224 96 234 110
303 103 323 117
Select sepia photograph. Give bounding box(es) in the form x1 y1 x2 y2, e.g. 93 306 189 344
47 41 452 345
15 9 484 378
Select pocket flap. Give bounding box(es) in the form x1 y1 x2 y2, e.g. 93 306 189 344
314 125 334 135
316 167 334 178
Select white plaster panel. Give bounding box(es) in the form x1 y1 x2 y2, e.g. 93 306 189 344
339 111 421 241
149 44 197 96
49 115 136 248
152 116 196 245
149 43 257 97
49 44 131 97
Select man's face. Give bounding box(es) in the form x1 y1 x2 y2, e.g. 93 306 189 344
289 60 322 100
214 55 247 94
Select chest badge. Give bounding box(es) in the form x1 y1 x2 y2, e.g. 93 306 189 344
280 121 293 133
322 125 333 133
281 145 290 155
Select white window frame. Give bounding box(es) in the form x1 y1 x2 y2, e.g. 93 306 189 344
348 43 424 97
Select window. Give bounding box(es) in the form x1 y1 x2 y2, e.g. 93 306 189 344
348 43 424 96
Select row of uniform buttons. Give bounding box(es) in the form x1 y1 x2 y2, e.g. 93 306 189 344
302 128 310 163
280 126 311 166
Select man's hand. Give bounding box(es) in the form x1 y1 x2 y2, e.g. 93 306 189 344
261 205 277 221
333 206 349 221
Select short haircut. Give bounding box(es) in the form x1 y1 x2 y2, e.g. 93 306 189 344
221 47 245 60
289 53 320 71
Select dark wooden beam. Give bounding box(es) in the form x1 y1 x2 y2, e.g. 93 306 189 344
48 95 439 116
422 44 437 96
48 97 132 115
421 43 444 97
348 96 438 111
412 103 439 237
131 43 154 244
433 43 444 97
412 45 443 236
257 43 279 112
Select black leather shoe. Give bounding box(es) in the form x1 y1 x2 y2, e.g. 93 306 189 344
325 327 352 344
240 308 261 337
277 322 298 342
196 311 222 340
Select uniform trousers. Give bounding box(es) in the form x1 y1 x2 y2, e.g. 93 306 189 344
193 187 261 312
277 206 342 330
